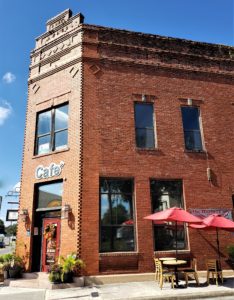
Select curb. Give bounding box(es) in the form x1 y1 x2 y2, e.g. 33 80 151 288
117 290 234 300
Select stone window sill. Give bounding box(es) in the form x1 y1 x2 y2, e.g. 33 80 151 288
32 147 70 159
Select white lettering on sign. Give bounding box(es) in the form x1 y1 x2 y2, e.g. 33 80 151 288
35 161 65 180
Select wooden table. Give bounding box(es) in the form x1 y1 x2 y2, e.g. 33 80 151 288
163 259 187 287
159 257 176 261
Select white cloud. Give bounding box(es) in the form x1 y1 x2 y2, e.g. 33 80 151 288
0 101 12 125
2 72 16 84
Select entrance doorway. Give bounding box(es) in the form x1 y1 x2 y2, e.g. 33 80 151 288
41 218 61 272
32 181 63 272
32 210 61 272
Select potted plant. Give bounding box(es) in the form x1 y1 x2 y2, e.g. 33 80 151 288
8 255 24 278
2 254 14 279
2 262 10 279
60 253 85 283
48 263 62 284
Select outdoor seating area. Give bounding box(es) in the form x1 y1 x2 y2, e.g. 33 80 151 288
154 256 224 289
146 207 234 290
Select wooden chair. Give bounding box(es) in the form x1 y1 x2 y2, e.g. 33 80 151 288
206 259 223 286
154 258 160 282
183 258 199 287
157 260 175 289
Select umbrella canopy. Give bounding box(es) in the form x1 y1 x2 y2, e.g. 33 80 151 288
190 214 234 268
144 207 202 223
144 207 202 260
203 214 234 229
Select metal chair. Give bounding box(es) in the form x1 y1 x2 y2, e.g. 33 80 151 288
183 258 199 287
206 259 223 286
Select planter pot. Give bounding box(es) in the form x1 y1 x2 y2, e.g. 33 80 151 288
49 272 62 284
9 269 21 279
62 272 73 283
3 270 9 280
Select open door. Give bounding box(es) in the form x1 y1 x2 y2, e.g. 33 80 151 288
41 218 61 272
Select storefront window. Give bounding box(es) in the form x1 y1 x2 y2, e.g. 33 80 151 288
37 182 63 209
150 180 187 251
100 179 135 252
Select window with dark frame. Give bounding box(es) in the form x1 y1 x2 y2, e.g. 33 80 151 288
181 106 203 151
150 180 187 251
100 179 135 252
134 103 155 149
35 104 68 155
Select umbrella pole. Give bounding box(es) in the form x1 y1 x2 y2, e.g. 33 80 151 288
216 228 221 269
175 221 178 261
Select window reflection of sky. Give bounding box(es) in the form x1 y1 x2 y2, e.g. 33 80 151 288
39 182 63 197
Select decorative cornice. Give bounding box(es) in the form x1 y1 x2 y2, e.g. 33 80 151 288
82 56 234 80
28 57 82 83
30 43 81 69
31 27 82 57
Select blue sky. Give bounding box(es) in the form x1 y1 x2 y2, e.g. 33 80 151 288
0 0 233 223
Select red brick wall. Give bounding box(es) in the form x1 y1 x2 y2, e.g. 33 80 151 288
81 27 234 274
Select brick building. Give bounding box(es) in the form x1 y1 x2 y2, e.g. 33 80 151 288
16 9 234 275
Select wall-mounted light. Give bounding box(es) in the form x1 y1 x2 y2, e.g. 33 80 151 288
142 94 146 102
187 98 193 106
20 209 29 222
61 204 71 220
207 167 212 181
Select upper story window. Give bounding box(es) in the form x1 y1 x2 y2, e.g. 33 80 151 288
181 106 203 151
35 104 68 155
134 103 155 149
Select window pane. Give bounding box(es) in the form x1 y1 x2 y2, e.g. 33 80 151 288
184 131 202 151
55 130 68 150
37 182 63 209
38 111 51 135
101 194 111 225
135 103 154 128
37 135 51 154
154 224 186 251
100 179 132 194
151 180 183 212
150 180 186 251
100 179 135 252
111 194 132 225
100 226 135 252
136 128 155 148
181 107 200 130
55 105 68 131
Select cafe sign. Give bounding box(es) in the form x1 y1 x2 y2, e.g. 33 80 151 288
35 161 65 180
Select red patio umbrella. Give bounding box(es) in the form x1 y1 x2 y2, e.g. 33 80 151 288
190 214 234 268
144 207 202 260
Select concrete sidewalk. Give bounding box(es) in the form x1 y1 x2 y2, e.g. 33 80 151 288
0 277 234 300
46 277 234 300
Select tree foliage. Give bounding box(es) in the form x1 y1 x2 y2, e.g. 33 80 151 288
5 223 17 236
0 219 5 234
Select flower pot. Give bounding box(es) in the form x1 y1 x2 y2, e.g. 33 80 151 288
62 271 73 283
9 268 21 279
3 270 9 280
49 272 62 284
